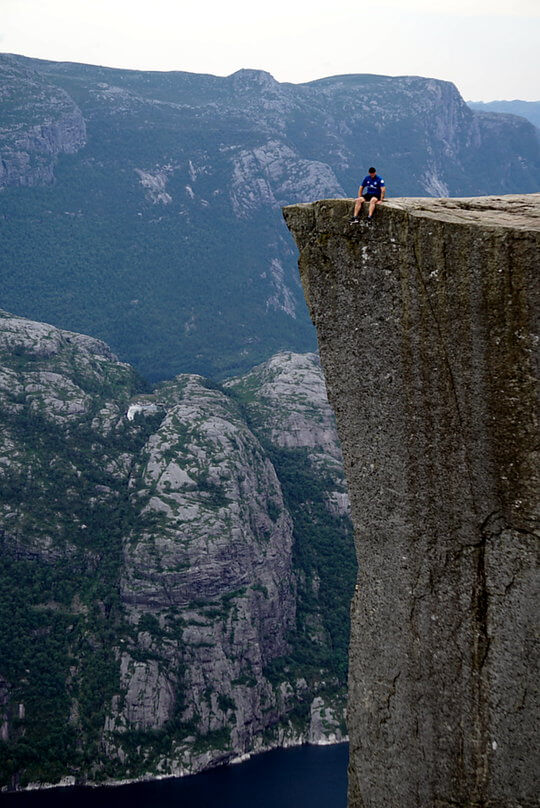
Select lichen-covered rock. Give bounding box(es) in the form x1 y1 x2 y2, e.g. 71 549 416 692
284 195 540 808
0 312 351 789
308 695 347 745
118 374 298 750
225 350 345 463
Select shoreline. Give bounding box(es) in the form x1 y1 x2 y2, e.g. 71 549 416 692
3 735 349 795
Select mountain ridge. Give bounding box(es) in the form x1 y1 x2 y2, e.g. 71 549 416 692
1 54 539 381
468 99 540 129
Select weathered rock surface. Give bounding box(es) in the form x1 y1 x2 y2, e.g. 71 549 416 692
225 352 350 522
225 351 345 463
0 56 86 187
0 313 351 789
225 352 356 673
284 195 539 808
118 374 298 749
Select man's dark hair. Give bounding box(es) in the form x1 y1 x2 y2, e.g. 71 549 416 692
368 167 376 173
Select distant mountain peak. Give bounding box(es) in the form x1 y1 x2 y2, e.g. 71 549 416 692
228 68 279 91
467 99 540 129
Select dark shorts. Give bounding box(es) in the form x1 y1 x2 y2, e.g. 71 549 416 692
363 193 381 201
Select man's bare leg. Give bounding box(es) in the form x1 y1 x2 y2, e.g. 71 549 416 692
353 197 364 217
368 197 378 217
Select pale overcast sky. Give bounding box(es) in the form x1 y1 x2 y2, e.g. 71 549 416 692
1 0 539 100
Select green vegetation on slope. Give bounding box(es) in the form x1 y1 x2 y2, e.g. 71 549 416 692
0 341 355 788
0 354 158 787
2 57 539 381
1 178 314 382
264 445 356 683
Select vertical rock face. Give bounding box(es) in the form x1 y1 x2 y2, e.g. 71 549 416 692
0 313 351 788
0 57 86 187
283 196 539 808
118 374 298 748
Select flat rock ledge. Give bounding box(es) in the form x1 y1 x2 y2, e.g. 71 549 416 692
285 193 540 234
283 195 539 808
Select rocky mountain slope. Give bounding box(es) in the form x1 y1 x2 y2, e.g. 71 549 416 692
284 195 539 808
0 310 354 790
468 99 540 130
1 54 539 381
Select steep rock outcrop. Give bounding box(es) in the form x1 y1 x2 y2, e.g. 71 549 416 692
0 313 350 790
118 375 298 748
284 195 539 808
225 351 345 465
0 56 86 187
225 351 350 523
225 353 356 685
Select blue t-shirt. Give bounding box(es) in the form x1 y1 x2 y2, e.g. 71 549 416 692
361 174 385 195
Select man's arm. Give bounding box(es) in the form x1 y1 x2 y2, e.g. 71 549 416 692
358 185 365 198
380 182 386 200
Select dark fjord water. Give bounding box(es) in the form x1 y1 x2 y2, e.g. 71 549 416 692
5 743 348 808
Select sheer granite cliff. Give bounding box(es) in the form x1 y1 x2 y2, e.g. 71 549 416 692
0 312 353 790
283 195 539 808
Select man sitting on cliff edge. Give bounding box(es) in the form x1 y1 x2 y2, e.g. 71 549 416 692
350 167 386 225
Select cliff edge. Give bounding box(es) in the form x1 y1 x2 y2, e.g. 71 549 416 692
283 195 539 808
